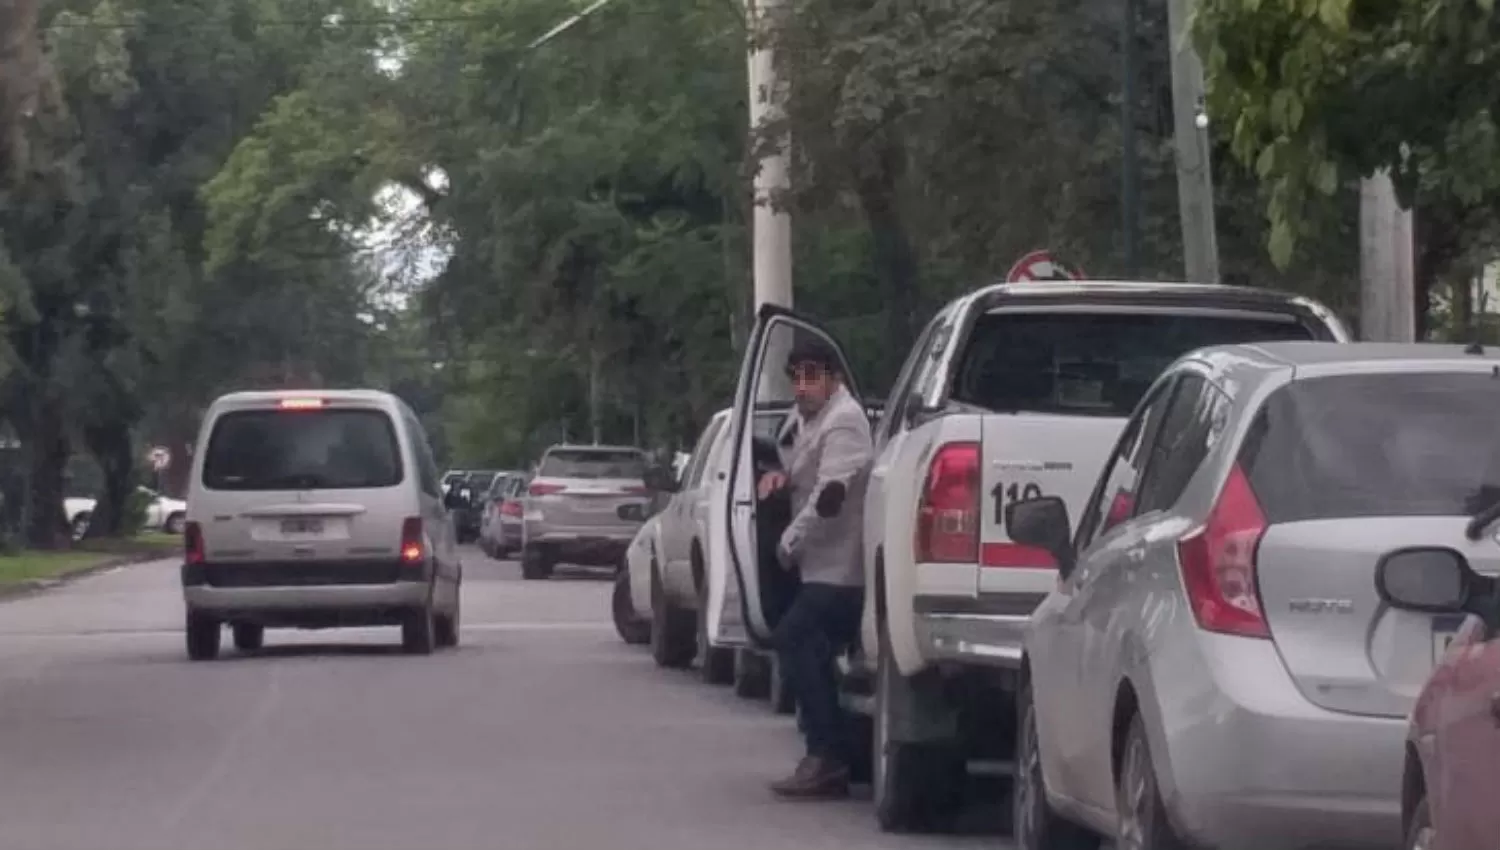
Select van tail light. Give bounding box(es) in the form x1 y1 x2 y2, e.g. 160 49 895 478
184 521 205 565
915 442 980 563
1176 463 1270 639
530 482 565 496
400 517 425 564
500 500 523 518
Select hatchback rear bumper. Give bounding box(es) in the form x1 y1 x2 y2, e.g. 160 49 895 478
1154 633 1405 850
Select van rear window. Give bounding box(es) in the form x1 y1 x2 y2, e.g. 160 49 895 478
950 311 1318 416
202 409 403 491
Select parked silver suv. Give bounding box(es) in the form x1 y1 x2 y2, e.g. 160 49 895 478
520 444 654 579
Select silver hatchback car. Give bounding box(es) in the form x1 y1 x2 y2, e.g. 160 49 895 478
1007 342 1500 850
520 444 654 579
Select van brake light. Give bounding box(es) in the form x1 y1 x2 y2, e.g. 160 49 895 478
278 398 325 410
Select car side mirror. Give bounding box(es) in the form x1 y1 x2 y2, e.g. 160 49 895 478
644 465 679 494
1376 548 1496 622
1004 496 1075 577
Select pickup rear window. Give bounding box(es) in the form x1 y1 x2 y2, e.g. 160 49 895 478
1241 372 1500 522
950 310 1318 416
538 449 647 480
202 409 403 491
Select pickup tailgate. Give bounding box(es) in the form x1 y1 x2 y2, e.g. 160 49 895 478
977 413 1126 595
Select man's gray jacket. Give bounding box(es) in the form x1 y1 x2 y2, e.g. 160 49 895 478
778 384 874 587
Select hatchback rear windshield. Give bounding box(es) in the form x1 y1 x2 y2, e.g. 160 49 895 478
202 408 403 491
950 310 1319 416
1241 372 1500 522
538 450 647 480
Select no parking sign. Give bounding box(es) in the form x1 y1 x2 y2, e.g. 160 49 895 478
1005 250 1083 283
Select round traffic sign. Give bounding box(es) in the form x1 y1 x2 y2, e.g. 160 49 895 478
1005 250 1082 283
148 446 171 472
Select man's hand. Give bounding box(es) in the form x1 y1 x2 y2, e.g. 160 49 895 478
775 536 797 571
757 470 788 500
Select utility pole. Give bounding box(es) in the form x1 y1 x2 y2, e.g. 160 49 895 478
1164 0 1220 283
746 0 793 311
1120 0 1141 277
1358 173 1416 341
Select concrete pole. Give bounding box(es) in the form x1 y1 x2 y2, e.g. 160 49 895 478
1165 0 1220 283
746 0 793 311
1358 173 1417 341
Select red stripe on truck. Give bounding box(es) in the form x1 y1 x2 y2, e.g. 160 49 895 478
980 542 1057 569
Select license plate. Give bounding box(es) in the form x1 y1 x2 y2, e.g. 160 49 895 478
280 517 324 535
1432 614 1465 662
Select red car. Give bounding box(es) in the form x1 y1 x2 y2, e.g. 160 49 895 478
1377 544 1500 850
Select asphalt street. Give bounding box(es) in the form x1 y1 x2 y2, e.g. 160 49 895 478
0 545 1010 850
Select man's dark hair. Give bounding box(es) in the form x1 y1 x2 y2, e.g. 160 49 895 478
785 335 841 377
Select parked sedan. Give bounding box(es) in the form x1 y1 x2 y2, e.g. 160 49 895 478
480 473 528 559
1009 342 1500 850
66 486 187 539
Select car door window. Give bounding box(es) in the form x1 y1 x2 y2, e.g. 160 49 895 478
1135 374 1225 515
683 418 726 489
877 316 942 447
1074 376 1179 551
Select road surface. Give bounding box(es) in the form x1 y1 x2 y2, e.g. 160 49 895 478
0 547 1010 850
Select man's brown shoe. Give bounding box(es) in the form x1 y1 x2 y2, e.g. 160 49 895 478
769 756 850 800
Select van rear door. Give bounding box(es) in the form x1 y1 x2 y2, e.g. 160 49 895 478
196 398 411 565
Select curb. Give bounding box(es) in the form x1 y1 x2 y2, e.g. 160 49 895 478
0 548 177 602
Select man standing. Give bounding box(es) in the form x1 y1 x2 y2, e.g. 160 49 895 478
759 336 873 800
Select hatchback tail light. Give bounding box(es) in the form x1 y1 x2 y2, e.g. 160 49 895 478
500 500 523 518
400 517 425 564
530 482 565 496
184 521 205 565
1176 464 1270 638
915 442 980 563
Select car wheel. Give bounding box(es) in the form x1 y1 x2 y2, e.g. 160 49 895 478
1116 713 1191 850
71 512 91 541
1406 793 1435 850
733 649 771 699
231 623 264 652
402 604 436 655
436 593 460 648
873 624 963 833
649 562 695 668
612 569 651 645
696 579 735 685
164 512 187 535
768 653 796 715
186 612 221 661
1015 678 1099 850
520 544 553 580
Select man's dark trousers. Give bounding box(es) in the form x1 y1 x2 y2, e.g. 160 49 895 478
771 581 864 765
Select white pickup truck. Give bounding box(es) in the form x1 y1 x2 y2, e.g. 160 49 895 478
707 282 1349 831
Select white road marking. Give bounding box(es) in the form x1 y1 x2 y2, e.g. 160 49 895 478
0 621 616 641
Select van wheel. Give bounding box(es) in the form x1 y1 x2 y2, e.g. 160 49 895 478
164 512 187 535
521 545 553 580
733 649 771 699
873 626 963 833
436 598 460 648
1117 713 1191 850
231 623 264 652
650 563 695 669
402 605 436 655
696 580 735 685
186 612 220 661
1015 679 1098 850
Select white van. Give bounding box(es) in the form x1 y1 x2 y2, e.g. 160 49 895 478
181 389 462 660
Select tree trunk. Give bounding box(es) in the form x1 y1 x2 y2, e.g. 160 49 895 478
22 396 69 549
83 420 135 538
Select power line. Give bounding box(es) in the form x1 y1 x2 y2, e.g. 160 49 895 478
39 10 646 32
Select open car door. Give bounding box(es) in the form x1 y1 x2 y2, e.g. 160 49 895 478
706 304 862 649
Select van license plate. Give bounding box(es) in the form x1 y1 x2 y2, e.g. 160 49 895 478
281 518 324 535
1432 614 1465 662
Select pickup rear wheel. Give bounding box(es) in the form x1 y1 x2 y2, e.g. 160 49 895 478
520 544 553 580
185 612 220 661
873 626 964 833
649 562 695 668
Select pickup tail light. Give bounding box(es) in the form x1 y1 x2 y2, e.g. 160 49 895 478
529 482 566 497
1176 463 1270 639
915 442 980 563
400 517 425 564
184 521 205 565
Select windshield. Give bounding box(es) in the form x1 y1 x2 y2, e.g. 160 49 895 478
950 310 1319 416
202 409 403 491
538 449 647 480
1241 372 1500 521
